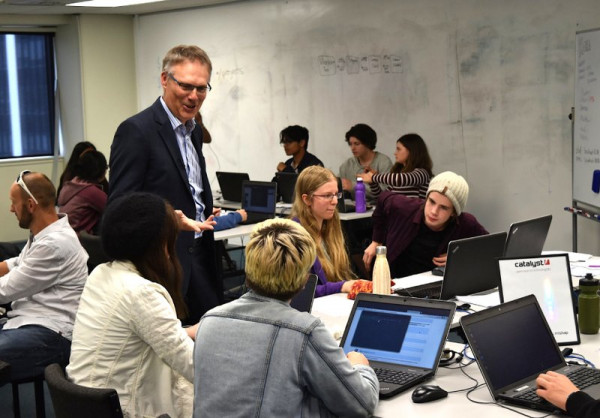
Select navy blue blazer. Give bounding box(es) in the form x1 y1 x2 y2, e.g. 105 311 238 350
108 98 216 295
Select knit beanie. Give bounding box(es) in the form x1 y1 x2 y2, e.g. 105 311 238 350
101 192 167 260
426 171 469 215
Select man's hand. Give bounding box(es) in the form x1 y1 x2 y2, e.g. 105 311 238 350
347 351 370 366
236 209 248 222
432 253 447 266
175 210 216 232
277 162 286 172
536 371 579 411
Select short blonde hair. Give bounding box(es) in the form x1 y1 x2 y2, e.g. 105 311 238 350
245 218 316 301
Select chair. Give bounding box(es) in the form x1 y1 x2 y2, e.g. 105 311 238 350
44 364 123 418
0 360 46 418
78 232 110 273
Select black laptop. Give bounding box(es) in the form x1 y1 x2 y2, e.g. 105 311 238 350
240 180 277 224
396 232 507 300
216 171 250 202
340 293 456 398
503 215 552 258
461 295 600 412
290 274 318 313
336 177 356 213
274 172 298 204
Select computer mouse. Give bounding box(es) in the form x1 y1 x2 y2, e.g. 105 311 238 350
432 266 445 277
411 384 448 403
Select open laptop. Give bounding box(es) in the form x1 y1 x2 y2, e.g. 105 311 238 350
216 171 250 203
336 177 356 213
498 253 580 345
240 180 277 224
396 232 507 300
340 293 456 398
290 274 318 313
503 214 552 257
274 172 298 204
461 295 600 412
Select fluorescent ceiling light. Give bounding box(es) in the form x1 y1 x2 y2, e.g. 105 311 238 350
67 0 166 7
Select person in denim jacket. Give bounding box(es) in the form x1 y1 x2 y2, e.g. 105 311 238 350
193 218 379 417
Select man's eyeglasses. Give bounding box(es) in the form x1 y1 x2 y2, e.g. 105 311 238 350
312 192 343 201
16 170 38 204
167 73 212 95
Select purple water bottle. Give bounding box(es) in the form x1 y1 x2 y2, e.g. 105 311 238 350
355 177 366 213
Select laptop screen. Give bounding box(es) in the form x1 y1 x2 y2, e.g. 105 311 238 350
341 299 452 369
242 182 277 214
463 297 563 392
504 215 552 258
499 254 580 345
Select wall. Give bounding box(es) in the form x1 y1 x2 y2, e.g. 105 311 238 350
134 0 600 254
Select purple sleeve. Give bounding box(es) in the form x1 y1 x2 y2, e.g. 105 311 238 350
311 256 345 298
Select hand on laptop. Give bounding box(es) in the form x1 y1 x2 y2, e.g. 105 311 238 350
432 253 447 266
536 371 579 411
236 209 248 222
175 211 216 232
347 351 370 366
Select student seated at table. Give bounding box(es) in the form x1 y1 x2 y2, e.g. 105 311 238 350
363 171 488 277
276 125 324 174
291 166 371 297
358 133 433 199
339 123 393 204
537 371 599 418
67 192 210 418
193 218 379 417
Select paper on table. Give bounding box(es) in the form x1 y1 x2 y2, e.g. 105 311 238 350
455 291 500 308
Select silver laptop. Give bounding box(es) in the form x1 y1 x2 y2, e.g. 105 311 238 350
461 295 600 412
340 293 456 398
503 215 552 257
498 253 580 345
240 180 277 224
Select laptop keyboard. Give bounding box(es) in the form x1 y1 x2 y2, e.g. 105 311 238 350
395 282 442 299
514 368 600 404
374 367 420 385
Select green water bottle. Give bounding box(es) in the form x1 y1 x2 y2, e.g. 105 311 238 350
578 274 599 334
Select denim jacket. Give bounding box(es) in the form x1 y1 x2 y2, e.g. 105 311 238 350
193 291 379 417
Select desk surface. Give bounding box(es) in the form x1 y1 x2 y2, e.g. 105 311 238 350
311 292 600 417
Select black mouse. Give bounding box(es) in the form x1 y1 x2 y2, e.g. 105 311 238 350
411 384 448 403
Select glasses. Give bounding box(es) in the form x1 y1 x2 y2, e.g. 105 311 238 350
312 192 343 201
167 73 211 95
16 170 38 204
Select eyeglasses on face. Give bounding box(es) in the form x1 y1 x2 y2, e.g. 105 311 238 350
167 73 212 95
16 170 38 204
312 192 343 201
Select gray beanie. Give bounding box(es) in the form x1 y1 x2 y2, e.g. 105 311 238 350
426 171 469 215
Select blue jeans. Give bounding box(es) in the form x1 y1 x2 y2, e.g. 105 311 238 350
0 324 71 381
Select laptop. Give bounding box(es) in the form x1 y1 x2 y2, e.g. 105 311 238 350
290 274 318 313
216 171 250 202
396 232 507 300
461 295 600 412
503 215 552 258
340 293 456 398
274 172 298 204
240 180 277 224
498 254 580 345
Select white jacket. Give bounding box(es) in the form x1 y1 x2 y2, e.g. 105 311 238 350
67 261 194 418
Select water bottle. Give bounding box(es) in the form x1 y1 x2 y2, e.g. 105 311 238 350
578 273 599 334
372 246 391 295
355 177 366 213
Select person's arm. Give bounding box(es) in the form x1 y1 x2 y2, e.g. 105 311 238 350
213 211 244 232
174 210 216 232
302 321 379 417
536 371 579 411
372 168 430 188
129 284 195 382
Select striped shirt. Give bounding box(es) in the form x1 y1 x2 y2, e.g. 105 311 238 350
370 167 431 199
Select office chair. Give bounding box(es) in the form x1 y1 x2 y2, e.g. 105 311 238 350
78 232 110 273
44 363 123 418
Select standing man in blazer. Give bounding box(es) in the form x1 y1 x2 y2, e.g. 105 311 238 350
108 45 221 323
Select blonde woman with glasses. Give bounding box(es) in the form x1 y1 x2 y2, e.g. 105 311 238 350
291 166 370 297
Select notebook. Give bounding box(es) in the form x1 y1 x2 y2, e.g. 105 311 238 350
274 172 298 204
461 295 600 412
240 180 277 224
396 232 507 300
290 274 318 313
503 215 552 258
340 293 456 398
216 171 250 202
498 253 580 345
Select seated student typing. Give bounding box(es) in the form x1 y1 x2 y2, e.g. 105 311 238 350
363 171 488 277
537 371 600 417
291 166 373 296
193 218 379 417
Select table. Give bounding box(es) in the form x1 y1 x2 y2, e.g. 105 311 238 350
311 292 600 417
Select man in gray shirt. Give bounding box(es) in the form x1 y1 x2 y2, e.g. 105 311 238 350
0 171 88 380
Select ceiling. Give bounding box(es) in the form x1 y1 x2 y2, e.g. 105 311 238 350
0 0 237 15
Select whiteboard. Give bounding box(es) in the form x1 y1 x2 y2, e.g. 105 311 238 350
574 28 600 208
